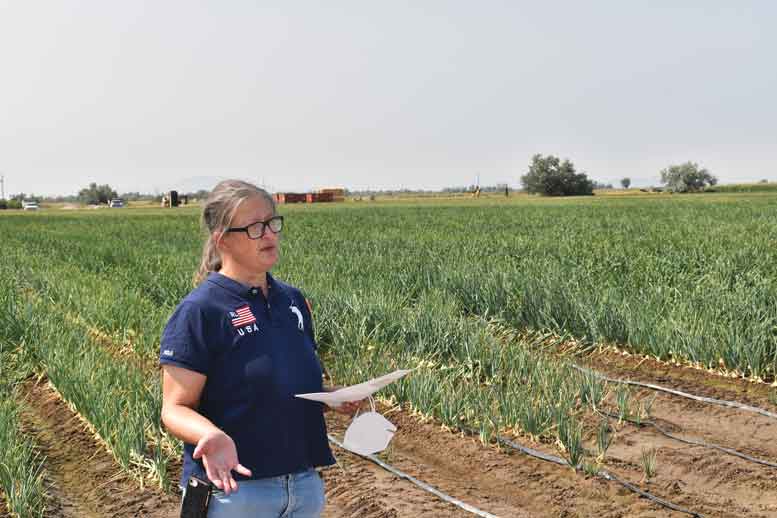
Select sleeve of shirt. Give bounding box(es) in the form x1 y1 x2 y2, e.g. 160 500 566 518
159 301 213 374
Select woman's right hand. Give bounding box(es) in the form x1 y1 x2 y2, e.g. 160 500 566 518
192 430 252 495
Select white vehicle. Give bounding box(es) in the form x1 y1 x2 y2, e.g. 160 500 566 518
108 198 125 208
22 200 39 211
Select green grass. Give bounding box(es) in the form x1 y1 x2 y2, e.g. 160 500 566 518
708 182 777 193
1 192 777 488
0 277 47 518
0 266 173 491
0 394 47 518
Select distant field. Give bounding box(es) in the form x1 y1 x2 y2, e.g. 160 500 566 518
2 192 777 516
708 182 777 193
2 192 777 376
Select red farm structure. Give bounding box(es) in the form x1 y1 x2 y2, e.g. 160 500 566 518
318 188 345 202
306 192 334 203
275 188 345 204
274 193 307 204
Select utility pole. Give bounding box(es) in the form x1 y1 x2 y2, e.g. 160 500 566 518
0 174 5 200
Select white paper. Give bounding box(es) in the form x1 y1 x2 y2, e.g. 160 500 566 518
343 411 397 455
295 369 412 407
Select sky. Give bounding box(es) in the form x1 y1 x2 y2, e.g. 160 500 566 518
0 1 775 197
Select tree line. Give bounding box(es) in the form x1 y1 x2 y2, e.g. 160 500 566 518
0 184 211 207
0 161 732 208
520 154 718 196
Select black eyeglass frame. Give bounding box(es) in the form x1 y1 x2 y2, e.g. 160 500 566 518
225 216 284 239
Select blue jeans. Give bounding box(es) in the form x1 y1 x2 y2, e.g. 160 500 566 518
203 468 325 518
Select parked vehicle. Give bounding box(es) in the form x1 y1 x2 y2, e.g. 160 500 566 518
108 199 125 208
22 200 39 211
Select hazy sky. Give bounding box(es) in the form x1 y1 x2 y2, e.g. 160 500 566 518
1 1 775 196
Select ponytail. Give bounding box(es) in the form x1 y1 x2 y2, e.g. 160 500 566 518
194 235 223 285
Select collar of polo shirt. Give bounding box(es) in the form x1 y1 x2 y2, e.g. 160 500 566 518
207 271 277 300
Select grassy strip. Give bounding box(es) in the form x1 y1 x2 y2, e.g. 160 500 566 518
313 289 611 463
0 277 47 518
709 182 777 193
0 393 46 518
4 239 614 466
27 304 171 490
0 267 173 492
279 199 777 379
3 196 777 378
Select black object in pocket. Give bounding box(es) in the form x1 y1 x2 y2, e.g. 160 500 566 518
180 475 212 518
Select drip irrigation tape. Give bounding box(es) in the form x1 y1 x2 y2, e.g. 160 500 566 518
327 435 500 518
599 410 777 469
571 364 777 421
462 427 703 518
595 469 703 518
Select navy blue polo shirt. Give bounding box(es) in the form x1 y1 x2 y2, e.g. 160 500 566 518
159 272 335 486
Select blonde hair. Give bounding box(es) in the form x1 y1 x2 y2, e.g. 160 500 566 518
194 180 276 285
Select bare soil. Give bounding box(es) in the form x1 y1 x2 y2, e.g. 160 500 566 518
324 406 677 518
17 378 179 518
12 352 777 518
578 349 777 517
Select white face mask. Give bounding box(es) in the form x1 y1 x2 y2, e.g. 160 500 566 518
343 399 397 456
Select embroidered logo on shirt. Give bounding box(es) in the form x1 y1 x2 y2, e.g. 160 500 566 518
289 305 304 331
229 306 260 337
230 305 256 327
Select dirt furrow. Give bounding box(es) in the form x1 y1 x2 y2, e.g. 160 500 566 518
15 351 774 518
321 456 448 518
17 378 179 518
326 406 686 518
14 376 469 517
580 350 777 517
582 349 777 417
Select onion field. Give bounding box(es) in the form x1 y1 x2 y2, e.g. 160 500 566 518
1 193 777 517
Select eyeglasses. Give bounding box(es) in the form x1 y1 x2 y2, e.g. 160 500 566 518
225 216 284 239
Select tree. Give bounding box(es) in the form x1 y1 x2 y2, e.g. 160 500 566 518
78 183 117 205
621 178 631 189
659 162 717 193
520 154 593 196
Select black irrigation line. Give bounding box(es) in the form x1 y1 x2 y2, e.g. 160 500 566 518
485 430 705 518
327 435 500 518
570 364 777 421
598 410 777 469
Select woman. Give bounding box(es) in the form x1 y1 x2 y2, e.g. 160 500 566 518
160 180 358 517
